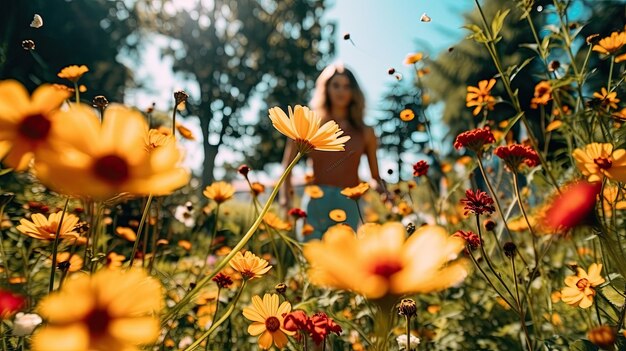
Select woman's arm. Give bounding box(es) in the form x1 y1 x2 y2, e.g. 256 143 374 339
364 126 382 184
279 139 298 210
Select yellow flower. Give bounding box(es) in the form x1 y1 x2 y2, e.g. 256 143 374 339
106 252 125 269
329 209 347 222
32 269 162 351
54 252 83 272
530 81 552 109
262 212 292 231
592 31 626 55
268 105 351 153
145 128 173 152
341 182 370 200
616 53 626 63
242 294 295 350
16 212 80 241
302 224 315 236
399 109 415 122
0 81 69 170
115 227 136 242
178 240 192 251
403 52 423 65
573 143 626 182
203 181 235 204
229 251 272 280
303 223 468 299
561 263 605 308
57 65 89 83
602 185 626 213
466 79 496 116
304 185 324 199
35 104 190 200
397 201 413 216
593 87 620 110
612 108 626 121
250 182 265 196
175 123 195 140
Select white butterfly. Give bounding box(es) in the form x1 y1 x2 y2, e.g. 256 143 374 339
30 14 43 28
420 13 431 22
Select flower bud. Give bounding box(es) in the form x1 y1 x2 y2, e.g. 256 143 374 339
398 298 417 317
173 90 189 106
503 242 517 258
587 325 615 350
275 283 287 295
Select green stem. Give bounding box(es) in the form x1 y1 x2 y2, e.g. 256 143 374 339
172 105 178 136
162 152 304 326
49 197 70 293
511 255 533 351
128 194 153 268
355 200 364 225
73 82 80 104
511 173 539 268
0 205 11 282
405 315 412 351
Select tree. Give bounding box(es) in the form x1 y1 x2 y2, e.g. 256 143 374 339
141 0 335 185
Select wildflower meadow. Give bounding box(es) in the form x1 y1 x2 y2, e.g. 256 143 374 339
1 0 626 350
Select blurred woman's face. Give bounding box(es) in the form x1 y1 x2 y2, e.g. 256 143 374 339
327 74 352 109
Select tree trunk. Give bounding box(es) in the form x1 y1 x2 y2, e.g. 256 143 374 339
199 107 215 187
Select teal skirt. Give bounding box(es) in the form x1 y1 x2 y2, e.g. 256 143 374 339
297 185 360 241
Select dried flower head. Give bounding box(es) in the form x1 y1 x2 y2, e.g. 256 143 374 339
212 272 234 289
173 90 189 106
398 298 417 317
503 242 517 258
21 40 35 50
92 95 109 109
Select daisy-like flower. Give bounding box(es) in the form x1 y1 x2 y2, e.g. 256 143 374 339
341 182 370 200
561 263 605 308
287 208 307 219
242 294 295 350
530 81 552 109
34 104 190 200
461 189 495 216
250 182 265 196
304 185 324 199
54 252 84 272
32 269 162 351
0 80 69 170
403 52 423 65
268 105 350 153
494 144 540 171
412 160 429 177
593 87 620 110
262 212 292 231
329 209 347 222
16 212 80 241
229 251 272 280
592 31 626 55
452 230 481 250
57 65 89 83
573 143 626 182
303 223 468 299
466 79 496 116
399 109 415 122
145 128 173 152
203 181 235 204
454 128 495 155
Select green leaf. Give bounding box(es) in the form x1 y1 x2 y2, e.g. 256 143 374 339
463 24 488 43
0 168 13 176
510 57 536 82
491 9 510 39
569 340 599 351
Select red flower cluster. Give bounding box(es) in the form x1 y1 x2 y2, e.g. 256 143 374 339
494 144 540 170
453 230 481 250
283 311 342 345
461 189 495 216
211 272 233 289
412 160 429 177
0 290 25 319
288 208 307 219
543 181 601 231
454 128 495 154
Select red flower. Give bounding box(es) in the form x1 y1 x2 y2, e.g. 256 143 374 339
453 230 481 250
211 272 233 289
238 164 250 177
0 290 25 319
454 128 495 154
544 181 601 231
288 208 307 219
310 312 342 345
283 310 311 333
412 160 429 177
494 144 540 170
461 189 495 216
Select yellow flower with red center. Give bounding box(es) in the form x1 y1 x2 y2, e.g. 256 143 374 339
341 182 370 200
16 212 80 241
592 31 626 55
303 223 468 299
243 294 295 350
34 104 190 200
203 181 235 204
530 81 552 108
0 80 69 170
57 65 89 83
593 87 620 110
561 263 605 308
32 269 162 351
399 109 415 122
54 252 83 272
229 251 272 280
304 185 324 199
573 143 626 182
268 105 350 153
466 79 496 116
329 209 347 222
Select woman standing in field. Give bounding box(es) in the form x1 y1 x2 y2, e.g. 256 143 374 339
279 63 383 241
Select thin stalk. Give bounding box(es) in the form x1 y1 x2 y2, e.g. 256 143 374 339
511 255 533 351
73 82 80 104
49 198 70 293
128 194 153 268
355 200 364 225
511 173 539 267
405 315 412 351
468 250 519 314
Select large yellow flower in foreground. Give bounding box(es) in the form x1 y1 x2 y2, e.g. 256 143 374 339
573 143 626 182
203 181 235 204
32 269 162 351
303 223 469 299
0 80 69 170
243 294 295 350
35 104 190 200
16 212 80 241
561 263 605 309
268 105 350 153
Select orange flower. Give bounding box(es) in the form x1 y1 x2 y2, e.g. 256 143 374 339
403 52 423 65
530 81 552 108
593 87 620 110
54 253 83 272
573 143 626 182
16 212 80 241
115 227 136 242
399 109 415 122
262 212 292 231
305 185 324 199
561 263 605 308
341 182 370 200
466 79 496 116
243 294 295 350
203 181 235 204
175 123 195 140
329 209 346 222
229 251 271 280
592 31 626 55
57 65 89 83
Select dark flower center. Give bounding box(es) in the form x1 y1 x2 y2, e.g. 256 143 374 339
371 261 403 279
265 316 281 332
93 154 129 184
576 278 590 290
594 157 612 170
18 114 51 141
84 308 110 338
